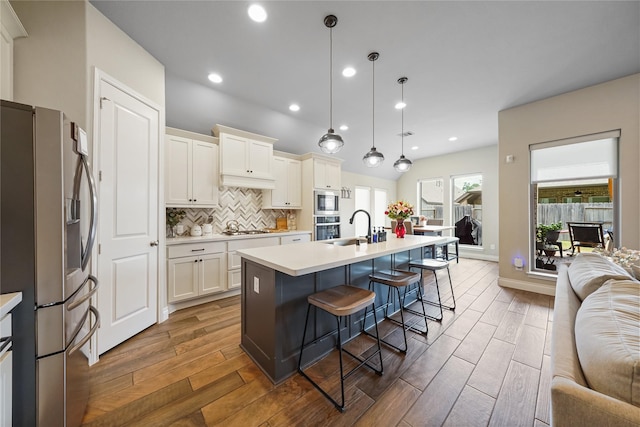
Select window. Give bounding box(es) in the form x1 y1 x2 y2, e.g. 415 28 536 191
530 131 619 273
452 174 482 246
418 178 444 220
354 186 387 237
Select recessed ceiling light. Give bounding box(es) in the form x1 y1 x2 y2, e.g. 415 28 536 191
339 124 349 131
411 146 419 150
448 136 458 142
289 104 300 112
248 4 267 22
342 67 356 77
208 73 222 83
395 102 406 110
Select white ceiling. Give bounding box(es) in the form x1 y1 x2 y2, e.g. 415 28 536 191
90 1 640 180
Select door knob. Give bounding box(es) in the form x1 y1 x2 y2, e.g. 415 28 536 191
150 240 159 247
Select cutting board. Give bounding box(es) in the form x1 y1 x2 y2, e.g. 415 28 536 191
276 217 287 230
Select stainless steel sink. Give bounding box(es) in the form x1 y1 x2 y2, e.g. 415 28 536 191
221 229 269 236
323 237 367 246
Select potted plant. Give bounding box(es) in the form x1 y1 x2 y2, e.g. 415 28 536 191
536 222 563 256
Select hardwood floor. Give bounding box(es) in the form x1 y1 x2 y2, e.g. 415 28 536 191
82 259 554 426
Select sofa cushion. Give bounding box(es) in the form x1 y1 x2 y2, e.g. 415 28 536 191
574 279 640 407
568 253 632 301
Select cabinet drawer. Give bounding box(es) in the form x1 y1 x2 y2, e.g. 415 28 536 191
227 237 279 251
280 234 311 245
168 242 226 258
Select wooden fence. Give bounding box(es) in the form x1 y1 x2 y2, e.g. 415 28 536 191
537 203 613 230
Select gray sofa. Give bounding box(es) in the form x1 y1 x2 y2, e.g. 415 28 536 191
551 253 640 426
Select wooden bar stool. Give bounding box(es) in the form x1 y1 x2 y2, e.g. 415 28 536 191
408 258 456 321
363 269 427 353
298 285 383 412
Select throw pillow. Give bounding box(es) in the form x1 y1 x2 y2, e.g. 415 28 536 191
574 279 640 407
567 252 632 301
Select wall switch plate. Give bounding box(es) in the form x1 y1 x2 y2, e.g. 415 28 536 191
253 277 260 294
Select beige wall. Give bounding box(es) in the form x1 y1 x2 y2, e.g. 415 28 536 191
498 73 640 295
12 0 88 126
85 3 164 110
396 145 499 260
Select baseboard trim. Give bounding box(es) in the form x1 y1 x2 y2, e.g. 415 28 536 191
159 306 170 323
168 289 242 314
460 253 499 262
498 276 556 296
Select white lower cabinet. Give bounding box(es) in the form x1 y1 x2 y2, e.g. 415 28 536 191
227 237 280 290
167 242 226 303
168 234 311 303
1 310 14 426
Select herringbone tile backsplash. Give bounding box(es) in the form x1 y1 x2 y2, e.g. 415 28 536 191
167 187 290 236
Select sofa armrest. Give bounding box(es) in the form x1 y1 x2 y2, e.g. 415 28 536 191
552 377 640 427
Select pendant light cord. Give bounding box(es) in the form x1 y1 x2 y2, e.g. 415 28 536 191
329 26 333 131
401 81 404 155
372 57 375 149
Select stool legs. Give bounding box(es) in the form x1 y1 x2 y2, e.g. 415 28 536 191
414 266 456 321
298 301 383 412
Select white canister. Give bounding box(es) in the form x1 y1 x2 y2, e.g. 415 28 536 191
176 224 185 235
190 224 202 236
202 223 213 235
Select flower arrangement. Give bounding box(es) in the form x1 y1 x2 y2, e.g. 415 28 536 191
385 201 414 220
166 208 186 227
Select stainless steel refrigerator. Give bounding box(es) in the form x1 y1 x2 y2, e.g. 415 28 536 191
1 100 100 426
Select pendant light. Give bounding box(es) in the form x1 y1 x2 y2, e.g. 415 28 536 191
394 77 412 173
318 15 344 154
363 52 384 167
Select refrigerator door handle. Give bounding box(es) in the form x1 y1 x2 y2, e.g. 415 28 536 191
69 306 100 356
73 155 98 271
67 275 99 311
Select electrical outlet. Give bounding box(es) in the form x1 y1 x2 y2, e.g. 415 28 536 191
253 277 260 294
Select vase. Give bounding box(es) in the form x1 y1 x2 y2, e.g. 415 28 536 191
395 221 406 238
167 224 176 238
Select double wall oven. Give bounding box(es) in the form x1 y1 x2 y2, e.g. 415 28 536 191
314 190 340 240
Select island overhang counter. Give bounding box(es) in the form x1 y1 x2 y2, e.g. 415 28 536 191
237 234 449 384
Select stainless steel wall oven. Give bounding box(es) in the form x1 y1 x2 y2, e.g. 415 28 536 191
314 215 341 241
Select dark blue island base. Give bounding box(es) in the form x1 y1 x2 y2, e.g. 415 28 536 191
240 246 425 384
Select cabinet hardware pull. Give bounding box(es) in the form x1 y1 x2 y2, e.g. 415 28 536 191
191 248 205 252
150 240 159 247
293 239 301 242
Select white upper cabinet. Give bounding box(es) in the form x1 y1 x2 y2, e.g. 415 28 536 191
214 124 276 190
165 129 219 207
263 156 302 208
313 157 341 190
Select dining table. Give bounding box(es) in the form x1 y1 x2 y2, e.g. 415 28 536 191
412 225 455 236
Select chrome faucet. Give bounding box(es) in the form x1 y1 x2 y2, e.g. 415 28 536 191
349 209 372 243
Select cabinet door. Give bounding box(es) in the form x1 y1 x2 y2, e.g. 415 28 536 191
325 161 341 190
199 253 227 295
270 157 288 207
248 140 273 179
220 134 249 176
313 159 327 189
167 257 198 302
286 159 302 207
0 350 11 427
165 135 192 205
192 141 219 206
228 269 242 290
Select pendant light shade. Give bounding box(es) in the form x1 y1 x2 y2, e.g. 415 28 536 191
318 15 344 154
363 52 384 167
394 77 412 173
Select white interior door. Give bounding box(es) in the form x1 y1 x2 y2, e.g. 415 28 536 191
96 77 159 355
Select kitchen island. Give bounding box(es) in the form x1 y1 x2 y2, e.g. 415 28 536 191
237 234 449 383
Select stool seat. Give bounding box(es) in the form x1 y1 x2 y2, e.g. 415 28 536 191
369 270 421 287
308 285 376 317
409 258 449 271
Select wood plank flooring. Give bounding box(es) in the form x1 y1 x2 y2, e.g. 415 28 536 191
82 259 554 426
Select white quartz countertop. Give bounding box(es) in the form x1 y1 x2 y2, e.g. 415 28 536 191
1 292 22 318
166 230 312 246
237 234 450 276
